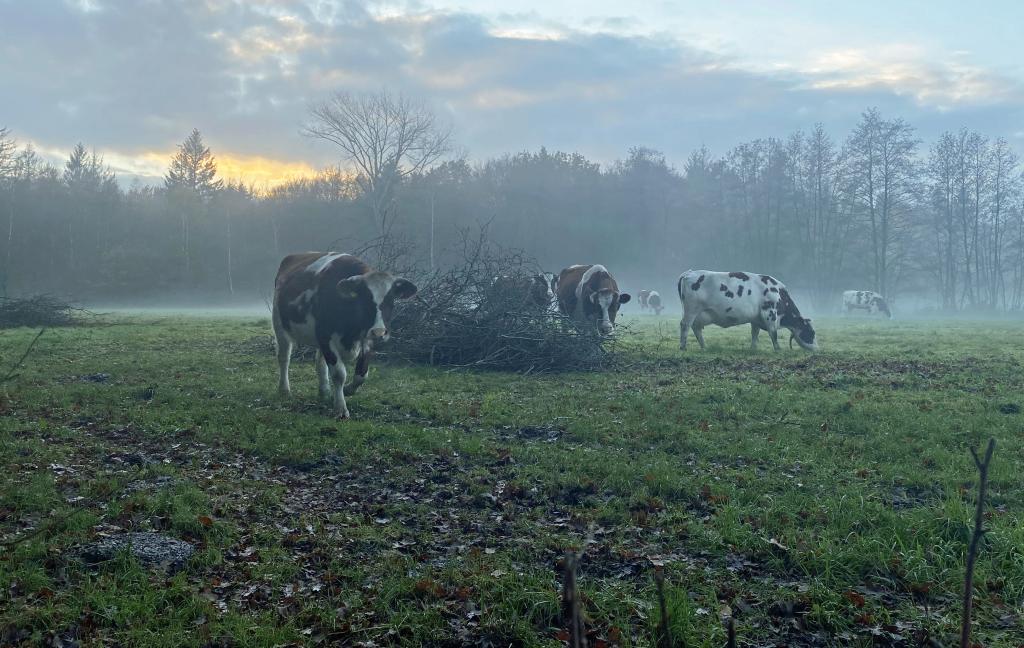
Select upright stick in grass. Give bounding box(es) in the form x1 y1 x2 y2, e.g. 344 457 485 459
961 438 995 648
653 567 675 648
562 550 587 648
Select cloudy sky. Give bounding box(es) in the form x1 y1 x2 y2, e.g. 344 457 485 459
2 0 1022 186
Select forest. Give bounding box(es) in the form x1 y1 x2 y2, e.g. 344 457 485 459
1 103 1022 313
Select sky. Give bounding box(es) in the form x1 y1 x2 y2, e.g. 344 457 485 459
1 0 1022 187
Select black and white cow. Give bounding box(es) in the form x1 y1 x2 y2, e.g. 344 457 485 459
843 290 891 318
535 272 559 309
677 270 817 351
272 252 418 419
648 290 664 315
490 272 558 309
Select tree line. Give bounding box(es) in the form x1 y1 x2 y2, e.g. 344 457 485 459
1 98 1022 312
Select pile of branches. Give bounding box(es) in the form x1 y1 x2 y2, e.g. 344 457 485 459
0 295 80 328
384 229 620 373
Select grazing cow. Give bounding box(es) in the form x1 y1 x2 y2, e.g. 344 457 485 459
677 270 817 351
557 264 631 335
648 291 664 315
843 290 891 318
272 252 418 419
637 289 652 311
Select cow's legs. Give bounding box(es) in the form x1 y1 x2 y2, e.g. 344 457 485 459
272 306 293 396
768 327 780 351
344 351 373 397
323 347 350 419
692 324 707 350
315 350 331 401
679 310 699 350
750 324 760 350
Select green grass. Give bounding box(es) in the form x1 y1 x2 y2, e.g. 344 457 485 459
1 314 1022 646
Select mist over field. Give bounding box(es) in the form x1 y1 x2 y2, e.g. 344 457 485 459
2 2 1024 315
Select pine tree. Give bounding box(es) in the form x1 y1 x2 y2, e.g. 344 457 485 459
165 129 222 199
165 129 222 279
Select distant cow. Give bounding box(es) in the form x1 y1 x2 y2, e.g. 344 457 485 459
273 252 417 419
637 289 652 311
843 290 891 318
557 264 631 335
648 291 664 315
677 270 817 351
491 272 558 309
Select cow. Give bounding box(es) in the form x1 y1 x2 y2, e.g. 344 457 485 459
648 290 664 315
272 252 418 419
843 290 891 318
557 264 631 335
637 289 652 311
534 272 559 309
490 272 558 309
677 270 817 351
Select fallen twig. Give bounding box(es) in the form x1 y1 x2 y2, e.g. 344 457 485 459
1 328 46 384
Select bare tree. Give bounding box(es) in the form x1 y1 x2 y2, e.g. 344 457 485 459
0 128 18 292
845 108 920 297
303 90 452 234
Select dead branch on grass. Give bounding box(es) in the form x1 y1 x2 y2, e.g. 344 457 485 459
1 328 46 384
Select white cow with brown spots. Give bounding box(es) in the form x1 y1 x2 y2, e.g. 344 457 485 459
677 270 817 351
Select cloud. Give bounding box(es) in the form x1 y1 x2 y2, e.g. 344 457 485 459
798 46 1024 110
1 1 1022 186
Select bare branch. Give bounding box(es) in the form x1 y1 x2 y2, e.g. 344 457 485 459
961 438 996 648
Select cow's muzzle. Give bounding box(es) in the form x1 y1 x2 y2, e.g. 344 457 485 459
370 327 388 339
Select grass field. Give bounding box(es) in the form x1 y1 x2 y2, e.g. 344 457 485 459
1 314 1022 647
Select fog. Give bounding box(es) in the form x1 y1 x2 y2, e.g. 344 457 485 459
2 4 1024 320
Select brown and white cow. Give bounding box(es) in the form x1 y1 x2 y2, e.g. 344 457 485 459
637 289 652 311
272 252 417 419
647 290 664 315
557 264 631 335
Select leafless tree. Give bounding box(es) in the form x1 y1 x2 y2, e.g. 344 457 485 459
845 108 920 297
303 90 452 234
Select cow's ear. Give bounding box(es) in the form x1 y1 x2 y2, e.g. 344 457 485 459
391 278 418 300
618 293 631 304
337 277 361 300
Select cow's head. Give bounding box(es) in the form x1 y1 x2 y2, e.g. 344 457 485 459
590 289 630 335
531 273 557 306
873 296 892 318
778 288 818 351
337 271 418 341
786 317 818 351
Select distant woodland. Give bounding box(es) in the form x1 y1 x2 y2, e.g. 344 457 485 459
2 94 1022 312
